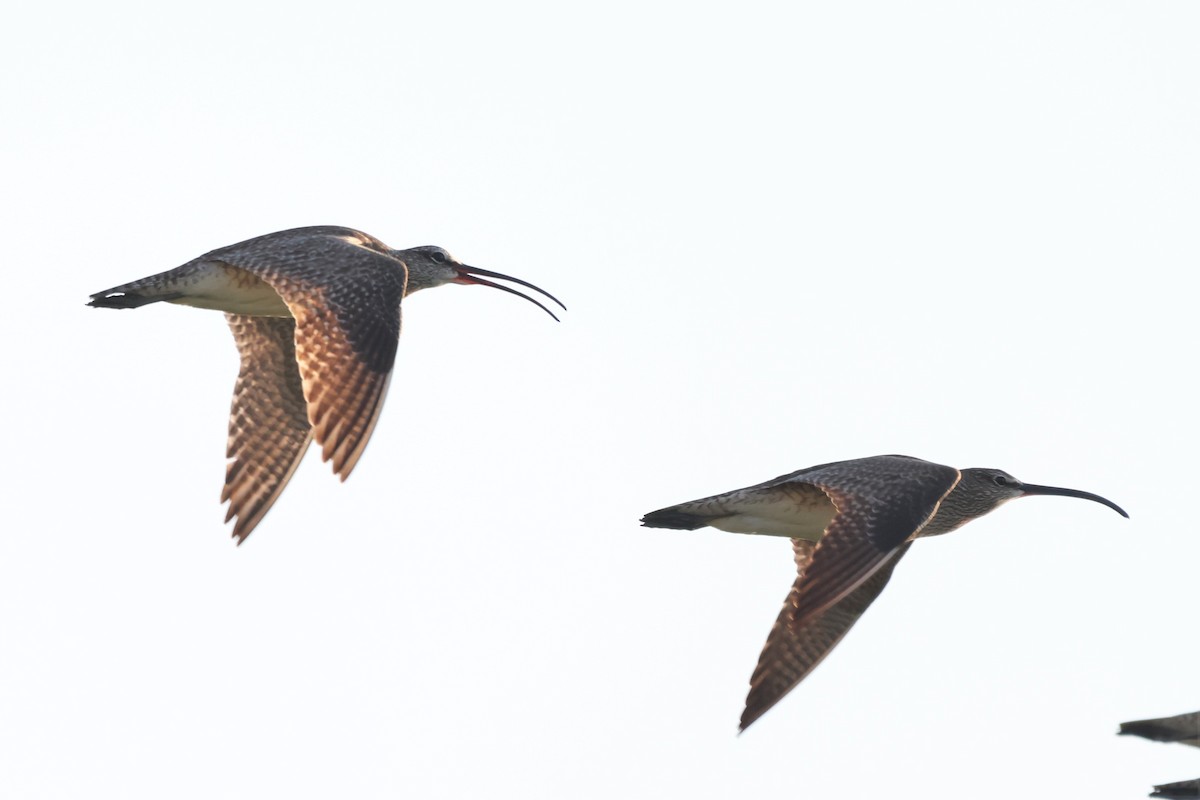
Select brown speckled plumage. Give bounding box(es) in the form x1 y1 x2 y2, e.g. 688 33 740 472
89 226 563 543
740 540 911 732
222 315 313 543
641 454 1127 731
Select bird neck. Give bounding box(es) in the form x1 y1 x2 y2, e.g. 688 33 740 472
918 484 999 538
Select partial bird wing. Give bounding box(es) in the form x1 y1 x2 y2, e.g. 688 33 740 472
1121 712 1200 747
740 540 912 731
222 315 315 543
1152 778 1200 799
204 228 409 480
782 456 959 630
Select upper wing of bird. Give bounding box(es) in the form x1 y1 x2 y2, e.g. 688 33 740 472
1120 712 1200 747
202 228 409 480
222 314 314 543
641 456 958 628
641 455 959 729
739 540 912 731
780 456 959 629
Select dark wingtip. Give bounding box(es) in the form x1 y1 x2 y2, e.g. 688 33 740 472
738 701 771 734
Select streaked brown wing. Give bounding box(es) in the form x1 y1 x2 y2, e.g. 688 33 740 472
784 457 959 629
209 233 408 480
221 315 314 543
289 292 397 479
740 541 911 731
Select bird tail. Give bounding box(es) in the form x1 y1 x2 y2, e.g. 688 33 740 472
640 506 713 530
1118 716 1197 743
88 283 181 309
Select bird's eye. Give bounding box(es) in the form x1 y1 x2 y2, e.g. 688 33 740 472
430 251 447 264
993 475 1009 486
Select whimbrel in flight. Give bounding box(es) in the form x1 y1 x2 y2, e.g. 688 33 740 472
640 454 1128 731
89 226 565 542
1120 711 1200 799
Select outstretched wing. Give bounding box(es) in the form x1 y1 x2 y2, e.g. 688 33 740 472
740 541 911 731
783 457 959 629
206 228 409 480
641 455 960 729
222 315 314 543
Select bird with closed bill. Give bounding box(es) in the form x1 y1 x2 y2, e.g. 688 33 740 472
89 225 565 543
641 454 1128 731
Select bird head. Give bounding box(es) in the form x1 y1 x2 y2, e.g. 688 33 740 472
396 245 565 320
952 467 1129 521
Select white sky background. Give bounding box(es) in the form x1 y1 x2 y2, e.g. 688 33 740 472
1 1 1197 797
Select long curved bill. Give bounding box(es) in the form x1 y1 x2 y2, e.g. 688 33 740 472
1019 483 1129 518
452 265 567 321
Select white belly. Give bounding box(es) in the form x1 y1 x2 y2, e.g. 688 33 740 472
166 263 291 316
709 509 834 541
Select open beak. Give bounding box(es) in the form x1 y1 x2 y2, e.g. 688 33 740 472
1019 483 1129 518
452 265 567 321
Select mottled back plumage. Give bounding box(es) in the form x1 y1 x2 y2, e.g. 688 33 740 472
89 226 563 542
641 454 1126 731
